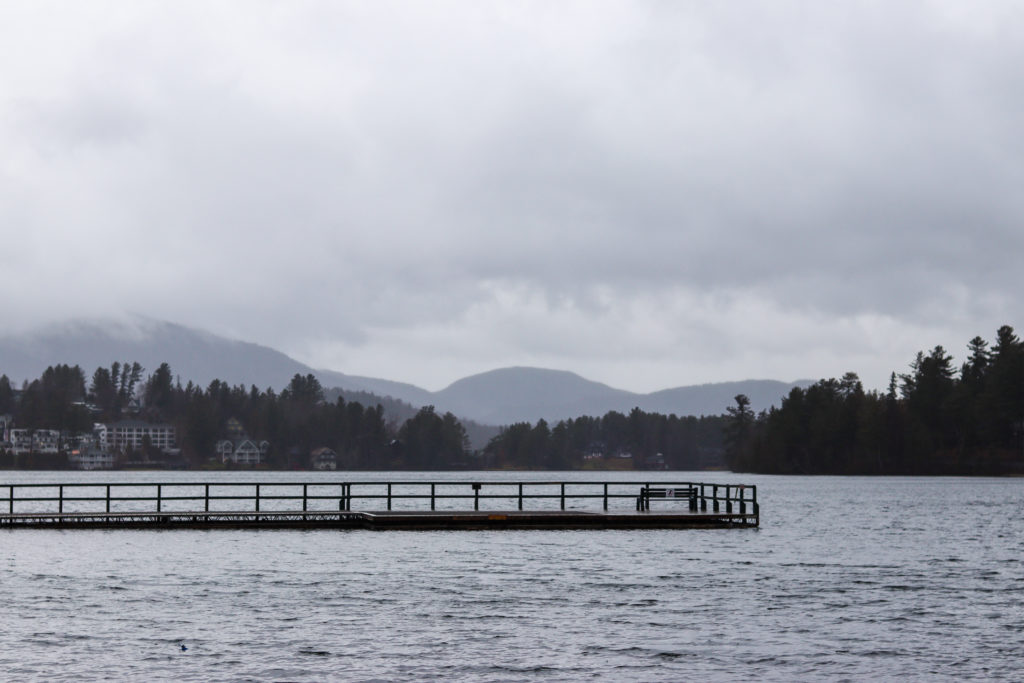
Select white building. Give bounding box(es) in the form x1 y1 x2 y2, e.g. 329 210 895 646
217 438 269 466
105 420 177 453
311 447 338 471
32 429 61 455
9 429 32 455
69 447 114 470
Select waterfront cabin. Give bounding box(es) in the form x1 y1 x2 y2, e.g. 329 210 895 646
311 447 338 471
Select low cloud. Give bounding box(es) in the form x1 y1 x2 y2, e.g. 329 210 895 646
1 1 1021 391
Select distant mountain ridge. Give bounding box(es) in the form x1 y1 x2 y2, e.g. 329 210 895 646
0 318 811 426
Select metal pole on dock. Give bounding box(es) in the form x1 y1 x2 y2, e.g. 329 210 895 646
387 483 392 511
603 483 608 511
725 485 731 513
518 483 523 510
560 483 565 510
431 484 435 511
255 484 260 512
106 485 111 513
157 484 162 512
8 485 12 514
205 484 209 512
59 485 63 514
713 484 719 512
303 484 308 512
700 484 707 511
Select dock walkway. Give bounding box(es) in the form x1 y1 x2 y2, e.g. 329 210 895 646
0 480 759 530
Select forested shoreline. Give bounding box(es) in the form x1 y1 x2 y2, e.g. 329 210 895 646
723 325 1024 475
0 363 726 470
2 324 1021 473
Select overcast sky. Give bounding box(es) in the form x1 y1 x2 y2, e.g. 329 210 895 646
2 1 1022 393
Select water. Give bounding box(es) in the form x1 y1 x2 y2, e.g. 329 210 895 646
2 471 1022 681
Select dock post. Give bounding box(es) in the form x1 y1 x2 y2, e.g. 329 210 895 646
339 484 344 511
8 485 12 514
752 485 759 517
431 484 435 511
157 485 162 512
739 486 746 514
106 485 111 513
346 484 351 511
560 483 565 510
518 483 523 511
59 485 63 514
303 484 308 512
205 484 209 512
603 483 608 511
713 485 719 512
473 483 480 511
725 485 732 513
387 484 392 511
255 484 260 512
700 484 707 511
689 488 698 511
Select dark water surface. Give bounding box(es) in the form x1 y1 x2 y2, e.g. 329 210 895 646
2 471 1022 681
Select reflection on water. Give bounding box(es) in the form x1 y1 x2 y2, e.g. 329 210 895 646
2 472 1022 681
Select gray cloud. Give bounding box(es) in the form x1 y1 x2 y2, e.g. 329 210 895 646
1 1 1022 392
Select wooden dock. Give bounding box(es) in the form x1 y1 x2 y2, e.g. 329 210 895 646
0 480 759 530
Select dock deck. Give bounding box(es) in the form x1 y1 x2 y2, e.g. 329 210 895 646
0 480 759 530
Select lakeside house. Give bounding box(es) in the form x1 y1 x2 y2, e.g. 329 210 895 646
311 447 338 471
68 446 114 470
216 438 270 466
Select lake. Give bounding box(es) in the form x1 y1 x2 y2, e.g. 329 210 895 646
2 471 1021 681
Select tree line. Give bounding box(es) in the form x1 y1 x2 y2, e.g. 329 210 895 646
0 363 471 469
725 325 1024 474
482 411 728 470
0 361 727 470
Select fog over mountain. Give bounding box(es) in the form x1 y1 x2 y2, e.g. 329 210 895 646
0 319 809 425
2 4 1021 396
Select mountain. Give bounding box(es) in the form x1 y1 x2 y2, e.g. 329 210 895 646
433 367 809 424
0 318 811 426
434 367 634 424
1 318 315 390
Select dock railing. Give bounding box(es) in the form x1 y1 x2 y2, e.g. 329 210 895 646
0 480 757 518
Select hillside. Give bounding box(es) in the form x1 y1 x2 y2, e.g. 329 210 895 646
1 318 809 427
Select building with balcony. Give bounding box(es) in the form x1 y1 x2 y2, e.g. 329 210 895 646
216 438 269 466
